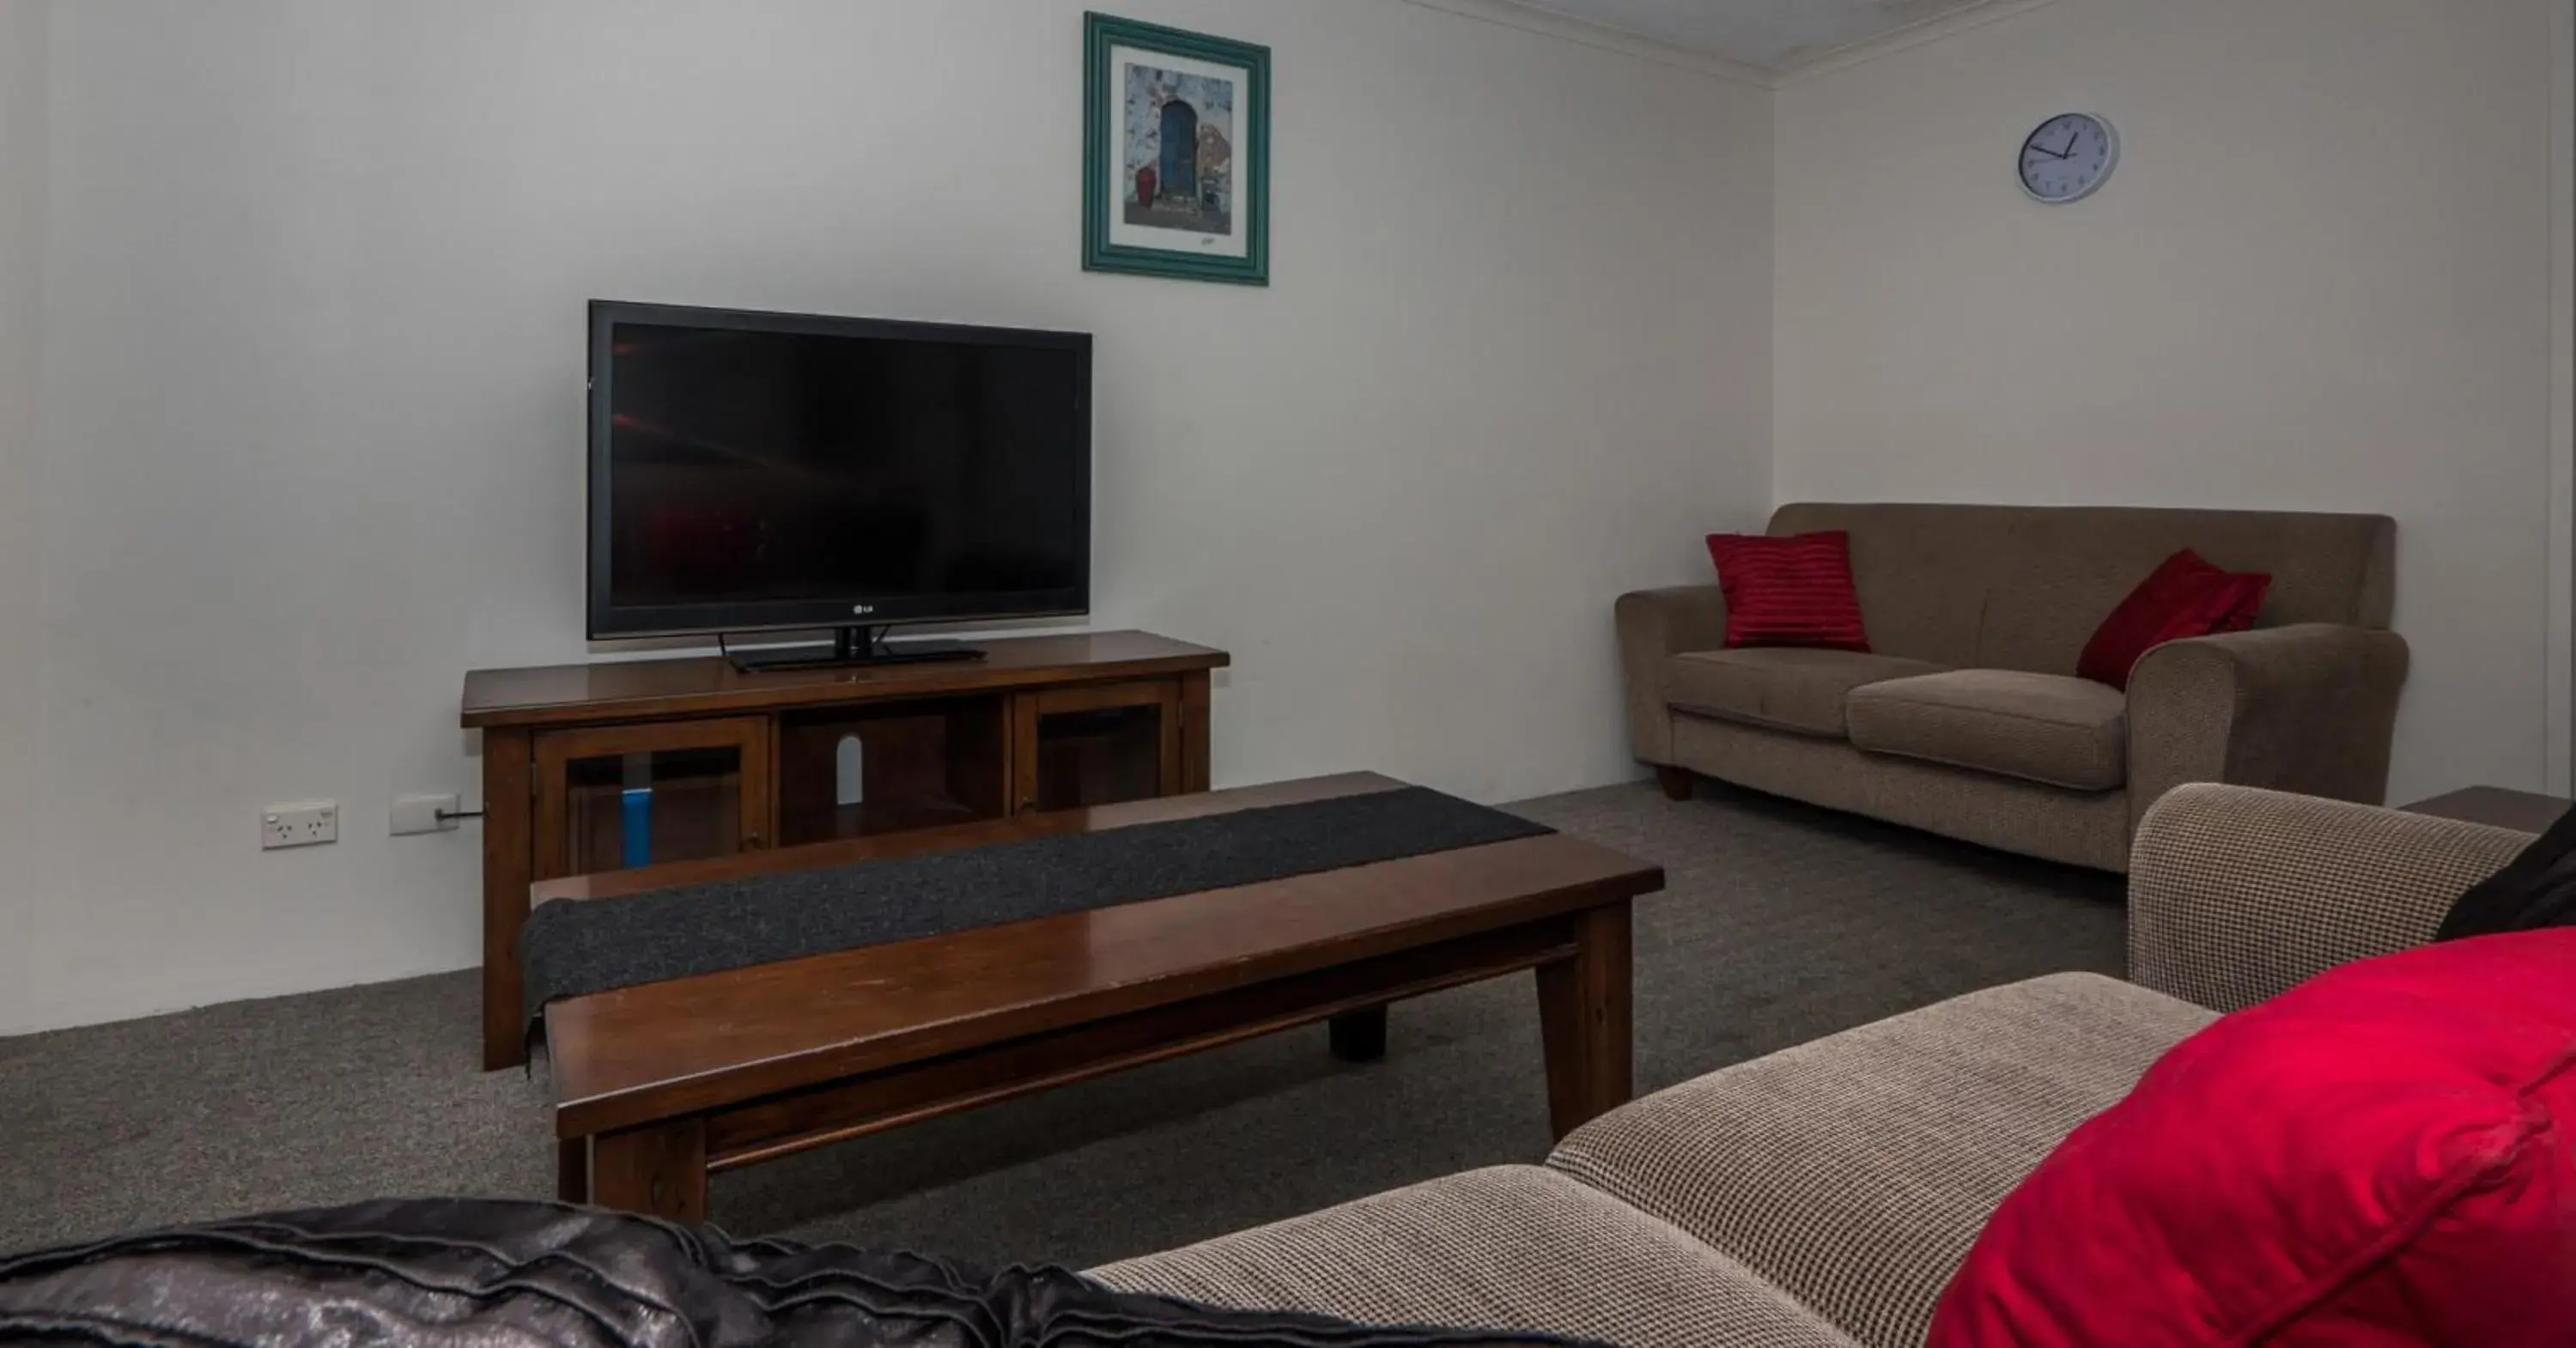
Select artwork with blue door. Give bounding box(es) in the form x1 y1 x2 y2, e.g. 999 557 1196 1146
1159 100 1198 201
1084 13 1267 283
1122 62 1233 236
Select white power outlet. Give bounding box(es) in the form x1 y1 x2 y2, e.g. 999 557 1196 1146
262 800 338 850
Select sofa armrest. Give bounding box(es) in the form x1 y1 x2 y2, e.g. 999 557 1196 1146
2129 783 2528 1011
1614 586 1728 763
2126 623 2409 829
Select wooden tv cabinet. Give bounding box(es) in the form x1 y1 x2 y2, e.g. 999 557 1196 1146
460 630 1229 1070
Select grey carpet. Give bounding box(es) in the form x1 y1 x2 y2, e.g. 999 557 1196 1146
521 786 1550 1023
0 780 2122 1266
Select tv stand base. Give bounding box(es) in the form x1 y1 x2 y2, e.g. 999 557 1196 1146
726 625 984 673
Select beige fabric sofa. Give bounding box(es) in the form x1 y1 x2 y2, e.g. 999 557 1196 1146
1092 786 2528 1347
1615 503 2410 871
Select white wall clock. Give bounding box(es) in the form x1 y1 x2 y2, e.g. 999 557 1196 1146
2018 112 2119 204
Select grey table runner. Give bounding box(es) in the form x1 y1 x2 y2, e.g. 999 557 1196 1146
521 786 1553 1029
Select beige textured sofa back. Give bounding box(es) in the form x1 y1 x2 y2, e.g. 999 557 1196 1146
1767 503 2396 675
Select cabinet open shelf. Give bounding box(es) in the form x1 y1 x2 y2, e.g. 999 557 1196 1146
776 697 1008 847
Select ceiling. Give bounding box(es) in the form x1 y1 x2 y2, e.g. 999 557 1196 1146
1505 0 2004 70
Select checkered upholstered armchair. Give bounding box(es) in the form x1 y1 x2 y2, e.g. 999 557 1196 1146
2127 782 2533 1011
1095 786 2529 1348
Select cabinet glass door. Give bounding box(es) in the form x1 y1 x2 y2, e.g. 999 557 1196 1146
533 719 771 879
1012 682 1182 814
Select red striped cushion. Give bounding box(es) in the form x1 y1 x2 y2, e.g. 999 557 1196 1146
1704 531 1871 653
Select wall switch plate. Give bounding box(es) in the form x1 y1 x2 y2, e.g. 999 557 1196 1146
262 800 338 850
392 792 460 836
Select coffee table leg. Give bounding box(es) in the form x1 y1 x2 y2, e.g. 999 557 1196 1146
1328 1005 1389 1061
1535 901 1634 1141
586 1119 708 1222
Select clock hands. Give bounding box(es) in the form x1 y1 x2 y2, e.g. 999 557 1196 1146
2030 121 2090 161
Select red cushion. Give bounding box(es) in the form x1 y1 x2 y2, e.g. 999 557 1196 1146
2076 549 2272 689
1704 531 1870 653
1929 929 2576 1347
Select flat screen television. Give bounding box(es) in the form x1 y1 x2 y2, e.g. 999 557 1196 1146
587 301 1091 660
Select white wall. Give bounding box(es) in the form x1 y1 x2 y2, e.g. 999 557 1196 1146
1773 0 2563 804
0 0 46 1013
4 0 1772 1034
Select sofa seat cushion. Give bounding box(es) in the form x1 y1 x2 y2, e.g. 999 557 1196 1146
1666 649 1949 738
1546 975 2215 1348
1846 670 2127 791
1089 1165 1861 1348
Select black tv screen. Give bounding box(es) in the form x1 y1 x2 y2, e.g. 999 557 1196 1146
587 302 1091 639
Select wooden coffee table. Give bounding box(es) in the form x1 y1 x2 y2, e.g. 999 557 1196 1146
538 773 1662 1220
2404 786 2571 835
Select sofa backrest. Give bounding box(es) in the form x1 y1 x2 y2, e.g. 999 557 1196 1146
1766 503 2396 675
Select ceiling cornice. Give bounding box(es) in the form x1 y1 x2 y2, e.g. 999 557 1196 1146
1771 0 2067 86
1400 0 2068 91
1394 0 1774 88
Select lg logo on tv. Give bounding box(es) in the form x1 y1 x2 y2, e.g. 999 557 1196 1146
851 604 875 616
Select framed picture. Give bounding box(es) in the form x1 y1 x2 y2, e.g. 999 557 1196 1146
1083 12 1270 286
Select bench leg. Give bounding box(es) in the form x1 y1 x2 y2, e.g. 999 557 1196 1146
1328 1005 1388 1061
1535 901 1634 1141
557 1137 591 1205
585 1119 708 1222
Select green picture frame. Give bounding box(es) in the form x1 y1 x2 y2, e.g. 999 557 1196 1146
1082 12 1270 286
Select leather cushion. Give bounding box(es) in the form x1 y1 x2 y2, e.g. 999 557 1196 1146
2437 797 2576 940
1667 648 1949 738
0 1199 1602 1348
1847 671 2126 791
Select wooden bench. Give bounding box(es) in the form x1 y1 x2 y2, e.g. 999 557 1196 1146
538 773 1664 1219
